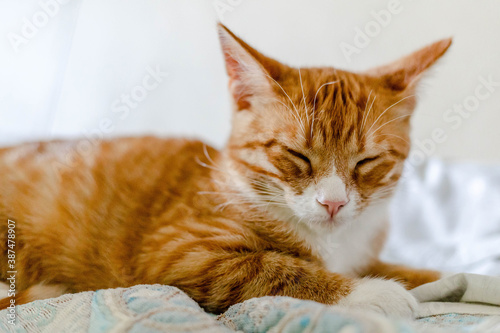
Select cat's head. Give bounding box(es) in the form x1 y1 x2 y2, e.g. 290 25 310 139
218 24 451 231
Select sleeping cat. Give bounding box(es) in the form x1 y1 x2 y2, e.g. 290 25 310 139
0 24 451 317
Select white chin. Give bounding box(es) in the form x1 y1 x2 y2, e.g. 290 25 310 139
297 215 346 231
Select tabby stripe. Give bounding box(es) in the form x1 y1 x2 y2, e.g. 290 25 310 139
233 157 283 181
343 124 355 142
266 155 297 176
356 155 382 169
174 224 226 238
158 236 252 274
230 139 277 150
387 149 406 159
155 221 235 241
360 159 394 174
362 161 397 187
284 149 310 165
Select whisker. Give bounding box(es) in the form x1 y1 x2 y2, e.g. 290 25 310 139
311 80 339 138
364 95 415 139
198 191 245 196
271 98 304 129
360 90 373 131
195 157 222 172
373 133 410 145
264 73 306 137
203 144 218 167
209 178 227 187
370 113 413 137
312 81 339 112
298 68 309 123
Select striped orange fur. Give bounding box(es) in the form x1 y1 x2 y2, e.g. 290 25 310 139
0 25 451 316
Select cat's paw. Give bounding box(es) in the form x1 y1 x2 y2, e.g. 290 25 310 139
337 278 418 318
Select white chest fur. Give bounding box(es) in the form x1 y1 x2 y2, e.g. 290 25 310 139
297 203 389 276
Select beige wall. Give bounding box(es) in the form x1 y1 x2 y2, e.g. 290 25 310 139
1 0 499 164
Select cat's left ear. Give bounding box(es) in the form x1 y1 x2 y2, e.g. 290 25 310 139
217 23 284 111
368 38 452 92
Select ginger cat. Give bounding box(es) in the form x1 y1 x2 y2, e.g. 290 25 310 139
0 24 451 317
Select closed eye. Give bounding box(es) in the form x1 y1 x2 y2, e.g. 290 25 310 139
286 148 311 165
356 155 381 168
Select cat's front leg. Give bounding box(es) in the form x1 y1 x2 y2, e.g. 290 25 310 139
359 259 441 289
155 248 418 317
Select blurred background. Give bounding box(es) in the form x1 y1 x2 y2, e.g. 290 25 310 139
1 0 499 274
1 0 500 163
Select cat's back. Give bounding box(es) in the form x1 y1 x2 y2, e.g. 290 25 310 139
0 136 222 288
0 136 209 172
0 136 218 231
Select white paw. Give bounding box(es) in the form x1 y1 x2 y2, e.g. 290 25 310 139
337 278 418 318
0 282 9 299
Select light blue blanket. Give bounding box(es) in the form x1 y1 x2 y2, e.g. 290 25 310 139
1 274 499 333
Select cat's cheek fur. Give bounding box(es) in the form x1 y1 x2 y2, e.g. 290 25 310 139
285 182 360 229
337 278 418 318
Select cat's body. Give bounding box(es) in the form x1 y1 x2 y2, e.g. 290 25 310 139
0 25 450 316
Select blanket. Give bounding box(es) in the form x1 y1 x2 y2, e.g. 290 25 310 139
1 273 499 333
384 159 500 276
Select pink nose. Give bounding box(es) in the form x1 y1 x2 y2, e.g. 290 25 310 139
317 199 348 217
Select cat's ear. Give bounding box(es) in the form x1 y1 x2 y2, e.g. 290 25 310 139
368 38 452 92
217 23 283 110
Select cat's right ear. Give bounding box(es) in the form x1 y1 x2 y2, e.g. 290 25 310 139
217 24 281 111
367 38 452 92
